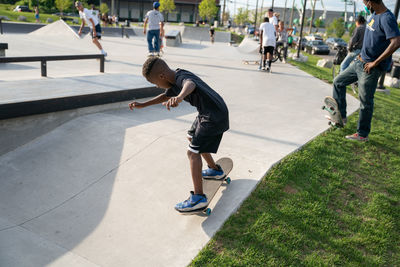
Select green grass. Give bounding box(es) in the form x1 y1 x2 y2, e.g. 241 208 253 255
0 3 78 24
191 53 400 266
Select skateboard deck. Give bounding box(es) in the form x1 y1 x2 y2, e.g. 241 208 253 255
242 59 260 65
322 96 344 127
180 157 233 216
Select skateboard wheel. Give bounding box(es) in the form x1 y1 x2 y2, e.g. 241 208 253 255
328 121 332 126
332 111 336 115
205 208 212 216
321 105 325 110
225 177 231 184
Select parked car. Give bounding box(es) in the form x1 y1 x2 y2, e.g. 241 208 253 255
326 37 347 50
13 5 31 12
392 48 400 63
247 26 255 35
305 34 323 41
294 37 308 50
304 40 330 55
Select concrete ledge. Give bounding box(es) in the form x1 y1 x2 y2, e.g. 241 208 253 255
0 87 162 120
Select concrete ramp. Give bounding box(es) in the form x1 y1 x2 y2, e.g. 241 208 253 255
162 25 231 43
29 19 80 39
237 37 259 54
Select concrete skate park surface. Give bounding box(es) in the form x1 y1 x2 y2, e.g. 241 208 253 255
0 32 359 266
132 24 231 43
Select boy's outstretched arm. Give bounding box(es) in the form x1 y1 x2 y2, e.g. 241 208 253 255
163 80 195 110
129 93 169 110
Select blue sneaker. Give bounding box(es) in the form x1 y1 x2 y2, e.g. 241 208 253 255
202 164 225 180
175 191 208 212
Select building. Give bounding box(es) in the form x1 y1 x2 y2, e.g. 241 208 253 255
104 0 221 23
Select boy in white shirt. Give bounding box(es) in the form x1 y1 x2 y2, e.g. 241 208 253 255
259 17 276 72
75 1 107 56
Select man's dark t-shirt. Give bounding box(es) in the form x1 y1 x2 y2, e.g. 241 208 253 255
165 69 229 135
361 9 400 71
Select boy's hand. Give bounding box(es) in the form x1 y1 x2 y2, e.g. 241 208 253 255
129 101 145 110
162 96 182 110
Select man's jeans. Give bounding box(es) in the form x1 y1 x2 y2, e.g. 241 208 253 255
333 58 382 137
340 49 361 73
147 29 160 53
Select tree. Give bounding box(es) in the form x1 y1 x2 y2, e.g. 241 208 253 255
222 10 230 23
159 0 175 13
327 18 346 38
314 18 322 32
349 23 356 36
55 0 71 15
99 3 109 14
234 7 250 26
198 0 218 23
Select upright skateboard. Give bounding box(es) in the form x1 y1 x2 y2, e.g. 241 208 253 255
322 96 344 127
180 157 233 216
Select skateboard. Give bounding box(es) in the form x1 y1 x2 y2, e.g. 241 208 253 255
180 157 233 216
242 59 260 65
322 96 344 127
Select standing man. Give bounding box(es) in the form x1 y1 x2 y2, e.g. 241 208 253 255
332 0 400 141
340 15 366 72
266 8 278 31
144 2 164 57
75 1 107 57
259 17 276 72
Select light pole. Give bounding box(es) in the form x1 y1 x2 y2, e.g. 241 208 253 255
297 0 307 58
395 0 400 19
289 0 295 28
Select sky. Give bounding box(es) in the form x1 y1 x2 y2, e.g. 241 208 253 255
225 0 398 16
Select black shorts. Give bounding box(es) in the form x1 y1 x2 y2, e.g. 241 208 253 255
262 46 274 55
187 117 223 154
90 24 102 39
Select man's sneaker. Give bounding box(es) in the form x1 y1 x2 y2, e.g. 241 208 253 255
202 164 225 179
282 59 287 63
345 133 369 142
148 52 154 57
342 117 347 126
262 66 266 71
175 191 208 212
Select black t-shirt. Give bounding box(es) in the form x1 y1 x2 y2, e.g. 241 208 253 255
165 69 229 135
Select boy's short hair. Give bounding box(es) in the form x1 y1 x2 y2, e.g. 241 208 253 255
142 57 160 78
264 17 269 22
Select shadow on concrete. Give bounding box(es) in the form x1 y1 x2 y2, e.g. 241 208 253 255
180 43 207 50
173 117 302 148
0 63 38 71
0 103 195 266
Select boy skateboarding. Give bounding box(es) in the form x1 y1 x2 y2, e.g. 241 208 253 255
129 57 229 212
75 1 107 56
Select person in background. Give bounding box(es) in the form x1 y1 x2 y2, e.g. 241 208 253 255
266 8 278 31
34 6 39 23
332 0 400 141
210 26 215 43
75 1 107 56
144 2 164 57
340 15 366 72
259 17 276 72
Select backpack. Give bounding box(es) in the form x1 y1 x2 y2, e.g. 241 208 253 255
333 46 348 65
